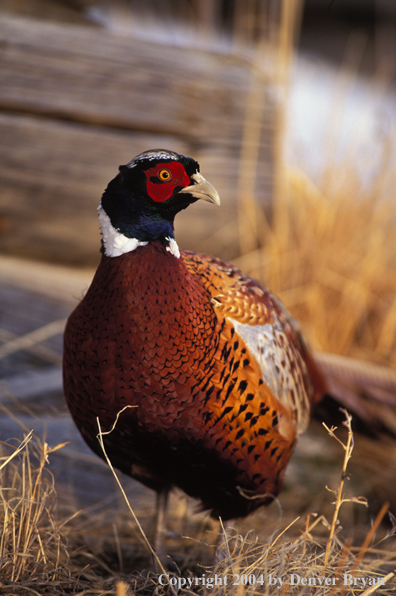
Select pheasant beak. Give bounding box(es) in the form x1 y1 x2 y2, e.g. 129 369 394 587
178 173 221 206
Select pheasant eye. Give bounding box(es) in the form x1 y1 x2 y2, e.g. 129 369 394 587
158 169 172 181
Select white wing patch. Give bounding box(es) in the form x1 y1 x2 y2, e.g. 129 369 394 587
98 205 180 259
230 316 312 434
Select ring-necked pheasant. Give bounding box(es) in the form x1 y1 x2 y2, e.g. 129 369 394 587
63 149 396 546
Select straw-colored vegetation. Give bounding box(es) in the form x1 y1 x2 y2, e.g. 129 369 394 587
1 413 395 595
0 433 71 591
234 147 396 368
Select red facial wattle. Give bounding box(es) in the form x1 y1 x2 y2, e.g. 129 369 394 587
144 162 191 202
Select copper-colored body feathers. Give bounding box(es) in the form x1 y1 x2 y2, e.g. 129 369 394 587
64 243 325 519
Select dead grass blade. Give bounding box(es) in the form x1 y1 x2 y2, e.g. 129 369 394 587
0 318 67 360
95 416 177 595
323 410 368 565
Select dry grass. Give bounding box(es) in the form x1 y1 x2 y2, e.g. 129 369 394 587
1 415 395 595
233 140 396 369
204 415 396 596
0 433 72 593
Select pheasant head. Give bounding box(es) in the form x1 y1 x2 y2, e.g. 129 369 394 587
99 149 220 258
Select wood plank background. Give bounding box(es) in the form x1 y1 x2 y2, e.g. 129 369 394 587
0 15 275 265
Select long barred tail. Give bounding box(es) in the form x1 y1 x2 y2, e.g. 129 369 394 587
312 352 396 437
